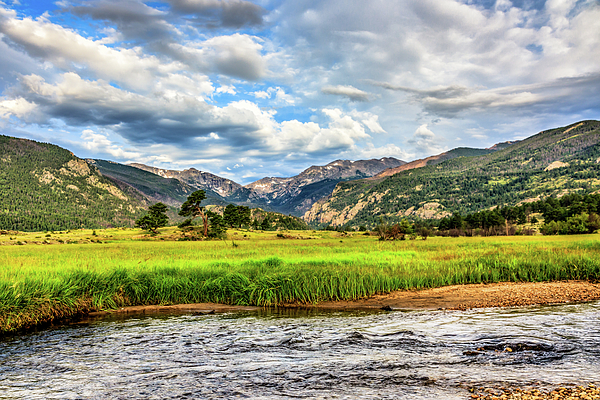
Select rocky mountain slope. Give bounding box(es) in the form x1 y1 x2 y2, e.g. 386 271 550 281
370 146 512 180
244 157 405 215
129 157 404 216
305 120 600 228
0 135 145 231
88 159 197 207
128 163 262 207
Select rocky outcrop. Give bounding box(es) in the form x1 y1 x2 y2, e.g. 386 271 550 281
128 164 259 202
130 157 404 215
245 158 404 214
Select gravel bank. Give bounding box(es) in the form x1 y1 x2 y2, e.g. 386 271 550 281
469 383 599 399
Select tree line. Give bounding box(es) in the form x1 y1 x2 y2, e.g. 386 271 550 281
135 190 309 237
436 192 600 236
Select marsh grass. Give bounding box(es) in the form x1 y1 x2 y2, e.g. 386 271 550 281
1 230 599 334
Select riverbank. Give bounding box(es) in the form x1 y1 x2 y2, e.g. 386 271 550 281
302 280 600 311
86 280 600 318
469 383 599 399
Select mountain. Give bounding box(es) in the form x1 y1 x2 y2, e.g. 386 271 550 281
0 135 145 231
128 163 262 207
304 120 600 228
370 147 502 180
245 157 405 215
129 157 405 216
87 159 198 207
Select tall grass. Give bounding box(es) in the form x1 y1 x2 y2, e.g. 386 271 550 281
1 233 599 334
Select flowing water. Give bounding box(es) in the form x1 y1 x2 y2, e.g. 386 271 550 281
1 302 599 399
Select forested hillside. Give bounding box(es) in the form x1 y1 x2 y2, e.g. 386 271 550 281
0 136 145 231
305 120 600 228
89 159 199 207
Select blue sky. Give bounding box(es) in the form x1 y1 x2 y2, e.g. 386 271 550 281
1 0 599 184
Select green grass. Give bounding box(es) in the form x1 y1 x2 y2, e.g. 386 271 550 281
1 229 600 334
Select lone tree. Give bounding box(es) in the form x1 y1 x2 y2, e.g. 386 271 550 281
179 190 209 237
135 202 169 234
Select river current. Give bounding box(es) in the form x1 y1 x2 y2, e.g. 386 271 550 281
1 302 599 399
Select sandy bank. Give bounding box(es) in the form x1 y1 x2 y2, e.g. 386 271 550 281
302 280 600 311
88 280 600 317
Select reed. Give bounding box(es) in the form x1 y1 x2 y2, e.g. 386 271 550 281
1 231 599 334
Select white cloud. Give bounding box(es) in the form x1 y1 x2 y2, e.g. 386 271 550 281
274 87 295 105
80 130 142 159
0 8 171 90
321 85 371 102
252 90 270 99
408 124 446 155
215 84 236 95
0 97 37 120
250 86 296 105
349 110 385 133
351 143 413 161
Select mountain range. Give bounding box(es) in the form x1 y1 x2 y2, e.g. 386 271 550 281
304 120 600 227
1 120 599 231
104 157 405 216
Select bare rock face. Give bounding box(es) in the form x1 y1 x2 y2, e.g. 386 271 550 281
245 158 405 214
128 164 258 202
129 157 404 215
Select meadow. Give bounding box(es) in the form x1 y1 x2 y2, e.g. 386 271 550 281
1 227 600 334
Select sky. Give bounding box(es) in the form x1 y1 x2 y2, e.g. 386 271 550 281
0 0 599 184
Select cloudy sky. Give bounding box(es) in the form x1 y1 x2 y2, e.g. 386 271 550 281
0 0 599 183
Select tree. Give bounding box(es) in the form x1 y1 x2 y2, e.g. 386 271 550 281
135 202 169 233
223 204 252 228
237 206 251 228
223 204 238 228
179 190 209 236
588 212 600 233
206 210 227 238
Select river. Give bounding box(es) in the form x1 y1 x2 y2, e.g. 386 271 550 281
1 301 599 399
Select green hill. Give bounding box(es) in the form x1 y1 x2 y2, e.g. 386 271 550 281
88 159 202 206
0 135 146 231
305 120 600 228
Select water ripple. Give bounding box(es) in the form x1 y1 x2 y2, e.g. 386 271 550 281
1 301 599 399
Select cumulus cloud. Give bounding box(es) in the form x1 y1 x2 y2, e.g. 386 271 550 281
0 97 37 120
408 124 446 155
66 0 175 43
321 85 372 102
10 72 381 162
215 84 236 95
80 130 143 159
203 34 266 80
167 0 266 28
274 87 296 106
252 90 270 99
248 86 297 104
0 8 168 90
349 110 385 133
